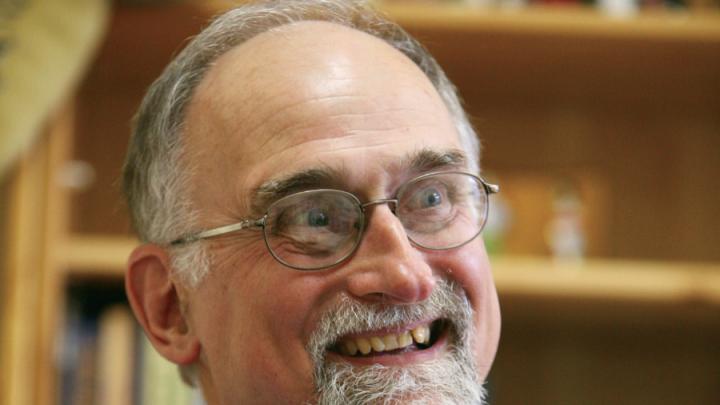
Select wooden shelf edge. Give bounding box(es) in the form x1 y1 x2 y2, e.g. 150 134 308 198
379 3 720 42
202 1 720 42
62 235 137 277
492 256 720 307
60 234 720 309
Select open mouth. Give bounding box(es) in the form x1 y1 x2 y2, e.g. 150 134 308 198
329 319 447 357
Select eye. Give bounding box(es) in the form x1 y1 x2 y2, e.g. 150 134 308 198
307 208 330 227
420 188 443 208
396 177 459 227
405 183 450 212
277 204 333 231
270 192 359 236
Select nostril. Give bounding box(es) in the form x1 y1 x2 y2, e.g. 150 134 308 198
416 273 436 302
364 292 388 302
345 261 436 305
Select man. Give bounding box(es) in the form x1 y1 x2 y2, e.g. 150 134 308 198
123 1 501 404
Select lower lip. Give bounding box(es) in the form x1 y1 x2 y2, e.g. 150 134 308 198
324 326 450 367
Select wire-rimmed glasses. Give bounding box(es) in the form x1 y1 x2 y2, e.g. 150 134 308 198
170 171 499 270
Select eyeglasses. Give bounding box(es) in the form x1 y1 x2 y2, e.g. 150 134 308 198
170 171 499 270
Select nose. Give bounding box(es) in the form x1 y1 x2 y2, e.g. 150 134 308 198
343 204 436 304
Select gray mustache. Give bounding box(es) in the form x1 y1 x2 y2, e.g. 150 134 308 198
307 278 473 364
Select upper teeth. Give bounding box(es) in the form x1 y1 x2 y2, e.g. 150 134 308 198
338 324 431 356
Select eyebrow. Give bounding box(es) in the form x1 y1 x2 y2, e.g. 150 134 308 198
249 148 468 214
251 166 346 215
401 147 467 174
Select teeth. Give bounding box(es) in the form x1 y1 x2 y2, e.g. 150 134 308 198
383 334 399 351
337 323 434 356
398 331 413 348
356 337 372 355
412 325 429 344
370 337 385 352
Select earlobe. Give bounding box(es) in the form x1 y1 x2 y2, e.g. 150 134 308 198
125 244 201 365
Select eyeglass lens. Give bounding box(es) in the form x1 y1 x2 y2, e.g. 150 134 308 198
263 172 489 270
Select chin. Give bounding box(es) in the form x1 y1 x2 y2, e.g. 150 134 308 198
307 279 488 405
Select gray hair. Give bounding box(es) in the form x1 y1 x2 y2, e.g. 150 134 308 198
310 279 486 404
122 0 480 287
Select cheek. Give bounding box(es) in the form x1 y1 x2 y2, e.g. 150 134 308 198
427 239 493 303
191 252 332 400
235 271 333 399
425 239 501 376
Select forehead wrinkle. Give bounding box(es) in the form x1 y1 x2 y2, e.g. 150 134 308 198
304 105 447 123
243 87 443 151
242 92 365 139
244 94 369 155
279 125 449 153
254 115 446 158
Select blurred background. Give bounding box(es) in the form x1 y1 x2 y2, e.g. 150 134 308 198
1 0 719 404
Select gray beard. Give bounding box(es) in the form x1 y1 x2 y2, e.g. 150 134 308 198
307 279 487 405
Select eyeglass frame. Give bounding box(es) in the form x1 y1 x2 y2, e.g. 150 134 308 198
169 171 499 270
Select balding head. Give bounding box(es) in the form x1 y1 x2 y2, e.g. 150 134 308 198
183 21 459 220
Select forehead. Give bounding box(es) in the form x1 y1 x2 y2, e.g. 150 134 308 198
183 21 462 210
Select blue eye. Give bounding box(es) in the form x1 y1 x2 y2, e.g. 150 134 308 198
421 189 442 207
307 208 330 227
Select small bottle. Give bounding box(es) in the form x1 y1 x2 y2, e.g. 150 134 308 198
545 180 585 262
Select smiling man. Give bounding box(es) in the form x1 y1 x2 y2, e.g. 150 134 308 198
123 1 501 404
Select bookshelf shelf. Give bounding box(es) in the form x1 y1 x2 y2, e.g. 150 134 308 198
493 256 720 306
376 3 720 42
59 233 720 314
64 235 136 277
203 1 720 42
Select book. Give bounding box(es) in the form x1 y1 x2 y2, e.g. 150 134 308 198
95 305 135 405
139 329 203 405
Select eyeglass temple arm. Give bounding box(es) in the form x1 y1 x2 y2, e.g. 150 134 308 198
170 218 265 246
483 180 500 194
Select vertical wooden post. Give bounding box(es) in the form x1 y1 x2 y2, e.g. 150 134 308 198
1 131 50 405
38 102 75 405
0 100 74 405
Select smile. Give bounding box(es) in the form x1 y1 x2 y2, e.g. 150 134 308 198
331 319 446 357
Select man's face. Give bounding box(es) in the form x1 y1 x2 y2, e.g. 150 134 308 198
180 21 500 404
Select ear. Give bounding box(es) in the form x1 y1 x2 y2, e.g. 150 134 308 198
125 244 201 365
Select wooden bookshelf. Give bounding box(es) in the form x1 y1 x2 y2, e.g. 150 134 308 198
200 1 720 42
2 2 719 405
494 256 720 304
64 236 136 278
378 3 720 41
